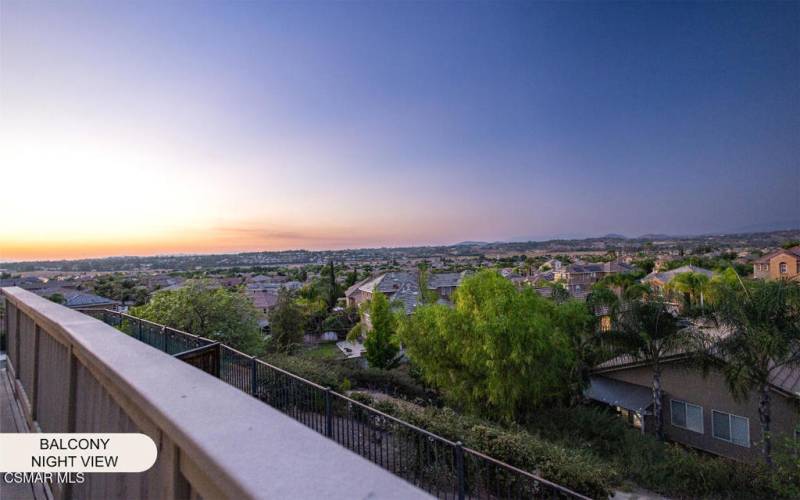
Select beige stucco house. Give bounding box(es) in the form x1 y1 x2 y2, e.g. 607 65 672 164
753 246 800 281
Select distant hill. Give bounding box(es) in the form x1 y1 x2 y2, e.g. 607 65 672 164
603 233 627 239
729 220 800 234
638 233 674 240
453 241 489 246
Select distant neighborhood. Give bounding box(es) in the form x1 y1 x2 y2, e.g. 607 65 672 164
2 229 800 498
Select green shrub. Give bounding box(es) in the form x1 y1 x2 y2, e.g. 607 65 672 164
262 353 432 400
366 402 616 498
526 404 800 499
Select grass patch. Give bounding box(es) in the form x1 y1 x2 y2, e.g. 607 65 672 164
296 342 343 361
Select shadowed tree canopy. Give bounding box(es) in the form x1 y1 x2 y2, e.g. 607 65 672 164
269 288 305 353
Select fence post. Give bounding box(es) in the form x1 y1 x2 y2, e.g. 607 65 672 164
161 326 168 352
250 356 257 396
455 441 465 500
136 318 142 341
325 387 333 438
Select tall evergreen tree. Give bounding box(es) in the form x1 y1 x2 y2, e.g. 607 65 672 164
363 291 400 369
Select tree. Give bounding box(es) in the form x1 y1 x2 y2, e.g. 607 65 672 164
587 285 620 317
416 262 438 305
607 293 688 439
132 279 263 355
633 257 656 274
549 282 571 304
345 268 359 288
268 288 305 352
708 279 800 466
363 291 400 369
597 272 639 296
555 300 604 401
323 260 341 310
48 293 65 304
781 240 800 249
666 271 710 312
398 270 575 421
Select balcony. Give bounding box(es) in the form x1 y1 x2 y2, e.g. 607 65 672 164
0 287 427 499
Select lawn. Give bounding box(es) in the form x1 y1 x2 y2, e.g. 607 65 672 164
296 342 344 361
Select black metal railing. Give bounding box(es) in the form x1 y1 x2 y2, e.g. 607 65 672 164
95 310 590 500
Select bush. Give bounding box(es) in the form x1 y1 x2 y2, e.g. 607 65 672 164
526 405 800 499
357 401 616 498
262 353 433 401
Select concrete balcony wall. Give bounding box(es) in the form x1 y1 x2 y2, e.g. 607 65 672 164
1 287 428 500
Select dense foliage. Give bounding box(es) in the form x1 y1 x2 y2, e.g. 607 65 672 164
398 270 576 421
268 289 305 352
363 291 400 369
132 279 263 355
93 274 149 305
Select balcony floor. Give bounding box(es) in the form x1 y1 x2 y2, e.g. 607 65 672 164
1 363 49 500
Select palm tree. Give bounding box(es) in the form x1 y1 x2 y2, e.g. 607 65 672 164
597 272 637 297
708 279 800 466
608 293 689 439
666 271 710 311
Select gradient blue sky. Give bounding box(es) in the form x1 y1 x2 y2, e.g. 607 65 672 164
1 1 798 259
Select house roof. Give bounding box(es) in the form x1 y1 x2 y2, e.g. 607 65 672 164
566 262 634 274
391 282 421 314
642 265 713 285
357 272 418 295
250 291 279 310
62 291 119 308
595 325 800 398
754 247 800 264
427 271 469 289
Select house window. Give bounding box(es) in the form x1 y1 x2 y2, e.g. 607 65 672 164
712 410 750 447
780 263 788 274
670 400 703 433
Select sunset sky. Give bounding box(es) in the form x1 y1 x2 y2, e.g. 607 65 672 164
1 1 798 261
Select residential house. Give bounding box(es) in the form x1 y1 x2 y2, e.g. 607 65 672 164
539 259 563 272
553 261 634 297
35 288 120 313
587 326 800 464
249 290 279 314
641 265 714 294
753 246 800 281
345 271 470 314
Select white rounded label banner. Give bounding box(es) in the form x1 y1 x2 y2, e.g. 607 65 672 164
0 433 157 473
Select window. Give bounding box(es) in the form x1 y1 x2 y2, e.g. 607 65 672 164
712 410 750 447
780 262 788 274
671 400 703 433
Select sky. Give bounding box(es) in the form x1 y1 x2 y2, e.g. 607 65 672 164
1 1 798 261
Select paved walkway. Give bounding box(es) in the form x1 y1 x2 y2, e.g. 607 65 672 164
0 366 48 500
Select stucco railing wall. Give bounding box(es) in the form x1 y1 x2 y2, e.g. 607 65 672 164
1 287 426 500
